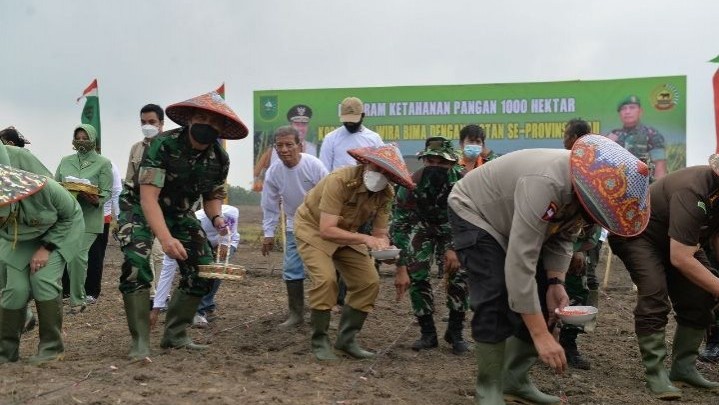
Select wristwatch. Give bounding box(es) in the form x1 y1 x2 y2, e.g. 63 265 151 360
547 277 565 286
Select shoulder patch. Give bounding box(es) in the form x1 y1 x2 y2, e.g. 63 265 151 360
697 201 707 215
541 201 559 221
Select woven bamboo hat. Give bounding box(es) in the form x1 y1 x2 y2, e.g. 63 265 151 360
570 134 650 237
166 90 248 140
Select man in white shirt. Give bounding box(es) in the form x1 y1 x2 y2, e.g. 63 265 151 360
151 205 240 328
319 97 383 172
262 126 328 328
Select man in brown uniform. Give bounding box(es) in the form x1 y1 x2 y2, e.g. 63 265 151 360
449 135 650 404
609 156 719 400
294 144 414 361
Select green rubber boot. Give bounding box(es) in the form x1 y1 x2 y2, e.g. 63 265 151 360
475 341 506 405
310 309 338 361
29 297 65 365
669 325 719 390
160 290 208 350
279 280 304 328
637 332 682 400
0 306 25 363
123 289 151 360
334 305 375 359
503 337 561 405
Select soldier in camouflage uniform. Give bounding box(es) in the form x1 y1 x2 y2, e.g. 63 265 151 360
392 136 469 354
607 95 668 181
117 90 248 360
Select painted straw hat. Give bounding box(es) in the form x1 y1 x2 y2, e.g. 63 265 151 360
0 164 48 207
166 90 249 140
570 134 650 237
347 144 415 190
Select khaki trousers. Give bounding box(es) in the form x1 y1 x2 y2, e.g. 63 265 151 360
296 239 379 312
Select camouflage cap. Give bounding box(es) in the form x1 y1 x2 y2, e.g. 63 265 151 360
416 136 458 162
617 95 641 112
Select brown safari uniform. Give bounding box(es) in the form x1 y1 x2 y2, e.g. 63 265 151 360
294 165 393 312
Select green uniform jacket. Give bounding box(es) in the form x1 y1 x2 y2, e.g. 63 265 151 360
54 124 112 234
5 145 52 177
0 180 84 269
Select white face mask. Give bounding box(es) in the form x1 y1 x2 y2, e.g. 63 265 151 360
363 170 389 192
141 124 160 138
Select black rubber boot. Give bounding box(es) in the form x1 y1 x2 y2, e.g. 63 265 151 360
279 280 304 328
411 314 438 351
559 327 591 370
699 324 719 364
444 310 469 354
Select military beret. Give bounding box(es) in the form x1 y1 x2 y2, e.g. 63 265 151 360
617 95 641 112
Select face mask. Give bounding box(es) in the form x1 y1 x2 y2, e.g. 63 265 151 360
73 139 95 154
343 121 362 133
422 165 450 188
363 170 389 192
463 144 482 159
190 123 220 145
141 124 159 138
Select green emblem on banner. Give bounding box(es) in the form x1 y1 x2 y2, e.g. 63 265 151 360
259 95 278 121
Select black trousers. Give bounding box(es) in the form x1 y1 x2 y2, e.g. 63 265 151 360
85 222 109 298
449 207 549 344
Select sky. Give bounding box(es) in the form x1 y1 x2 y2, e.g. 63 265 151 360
1 1 718 188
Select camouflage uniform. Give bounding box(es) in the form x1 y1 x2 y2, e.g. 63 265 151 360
392 165 467 316
117 128 229 297
607 124 666 165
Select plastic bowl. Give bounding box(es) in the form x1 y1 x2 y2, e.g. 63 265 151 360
555 305 598 326
369 248 401 261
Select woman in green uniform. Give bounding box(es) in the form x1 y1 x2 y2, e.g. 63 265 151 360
55 124 112 312
0 164 84 364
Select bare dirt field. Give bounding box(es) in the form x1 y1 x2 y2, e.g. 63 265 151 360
1 205 718 405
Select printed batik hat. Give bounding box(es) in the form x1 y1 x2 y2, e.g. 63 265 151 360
570 134 650 237
416 136 458 162
166 90 249 140
0 164 48 207
709 154 719 176
347 144 416 190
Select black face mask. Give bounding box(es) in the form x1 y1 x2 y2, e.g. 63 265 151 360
190 123 220 145
422 165 450 188
343 120 362 133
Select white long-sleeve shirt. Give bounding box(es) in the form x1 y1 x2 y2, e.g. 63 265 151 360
319 126 383 171
103 161 123 218
262 153 328 237
196 205 241 248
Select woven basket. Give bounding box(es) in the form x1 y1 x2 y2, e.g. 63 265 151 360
198 263 246 281
61 182 100 195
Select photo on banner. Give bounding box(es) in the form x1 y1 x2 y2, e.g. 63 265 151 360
253 76 686 189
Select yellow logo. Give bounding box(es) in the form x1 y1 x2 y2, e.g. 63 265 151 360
650 84 679 111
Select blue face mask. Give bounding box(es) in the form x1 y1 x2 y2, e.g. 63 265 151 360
463 144 483 159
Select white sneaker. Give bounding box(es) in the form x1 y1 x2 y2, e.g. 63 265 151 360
85 295 97 304
192 314 208 328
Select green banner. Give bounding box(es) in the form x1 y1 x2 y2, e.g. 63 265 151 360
253 76 686 180
81 95 101 151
